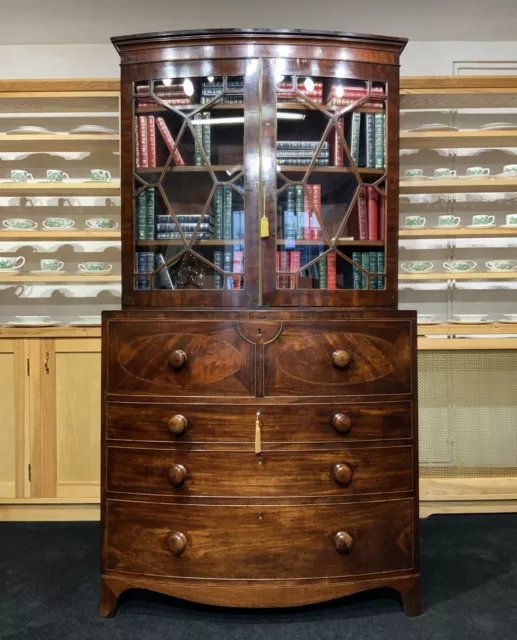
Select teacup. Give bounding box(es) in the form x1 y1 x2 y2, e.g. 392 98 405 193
443 260 476 272
486 260 517 271
400 261 433 273
404 216 426 227
404 169 424 178
3 218 37 230
86 218 118 230
472 215 495 226
43 217 75 229
506 214 517 226
47 169 70 182
466 167 490 176
417 314 436 323
11 169 34 182
0 256 25 270
434 168 456 178
78 262 112 272
40 259 64 272
90 169 112 182
503 164 517 174
438 215 460 227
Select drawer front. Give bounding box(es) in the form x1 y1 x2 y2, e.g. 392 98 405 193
264 321 412 397
107 401 412 443
105 498 414 579
105 320 255 397
107 446 413 497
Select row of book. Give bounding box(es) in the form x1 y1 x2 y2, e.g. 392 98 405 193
344 112 386 169
135 83 193 108
276 249 336 290
352 251 385 290
201 79 244 104
277 140 329 167
194 113 211 165
136 115 185 168
348 187 385 242
280 184 322 241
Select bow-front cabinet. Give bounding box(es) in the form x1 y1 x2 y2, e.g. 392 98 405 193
101 28 420 617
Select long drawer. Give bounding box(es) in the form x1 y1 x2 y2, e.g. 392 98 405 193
105 498 414 579
106 445 413 497
106 401 412 443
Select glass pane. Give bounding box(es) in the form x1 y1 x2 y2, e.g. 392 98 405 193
133 75 245 291
275 72 387 292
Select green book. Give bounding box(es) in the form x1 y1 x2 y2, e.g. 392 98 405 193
349 112 361 165
352 251 362 290
369 251 378 289
214 250 223 289
202 112 211 163
374 113 384 169
194 122 203 166
222 186 232 240
365 113 375 169
361 252 370 290
146 187 155 240
377 251 385 289
214 186 223 239
136 192 147 240
318 252 327 289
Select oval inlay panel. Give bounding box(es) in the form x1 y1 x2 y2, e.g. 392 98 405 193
277 333 399 386
118 333 242 386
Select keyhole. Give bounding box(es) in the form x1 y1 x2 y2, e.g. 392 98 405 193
258 512 263 520
257 328 262 336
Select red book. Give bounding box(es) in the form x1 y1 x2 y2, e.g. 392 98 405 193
232 250 244 290
357 188 368 240
327 252 337 289
147 116 156 168
303 186 312 240
334 118 344 167
134 116 140 169
137 116 148 169
278 251 290 289
275 251 280 289
367 187 378 241
289 250 301 289
311 184 322 241
155 117 186 166
379 196 386 241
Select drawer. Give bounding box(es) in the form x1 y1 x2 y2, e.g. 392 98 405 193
105 498 414 579
106 401 412 443
264 320 412 397
106 445 413 497
105 319 255 397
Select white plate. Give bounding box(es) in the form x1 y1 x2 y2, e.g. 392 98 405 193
417 320 443 325
68 126 118 135
465 223 496 228
486 268 517 273
495 172 517 179
401 176 428 181
478 122 517 130
458 175 493 180
428 175 459 180
6 321 62 327
5 126 55 134
77 269 113 275
499 318 517 323
407 124 459 132
29 270 68 275
69 320 101 326
450 319 490 324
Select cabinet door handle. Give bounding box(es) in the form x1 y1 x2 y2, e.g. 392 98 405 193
332 462 354 486
332 413 352 435
44 352 50 375
331 349 351 369
167 464 187 487
334 531 354 554
168 349 187 370
167 532 187 556
168 414 188 436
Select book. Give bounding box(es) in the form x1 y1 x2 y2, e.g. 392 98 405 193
276 149 330 159
374 113 385 169
327 252 337 289
137 116 148 169
302 186 311 240
349 112 361 166
277 158 329 166
318 253 327 289
352 251 362 290
233 249 243 289
357 188 368 240
289 250 300 289
223 248 233 289
214 251 223 289
334 118 344 167
232 210 242 242
379 196 386 241
365 113 375 169
360 251 370 290
277 141 329 150
202 112 211 163
369 251 378 290
134 117 140 169
214 186 223 239
147 116 156 168
146 188 155 240
156 223 213 232
377 251 385 289
278 251 290 289
136 192 147 240
367 187 378 241
283 209 297 243
194 120 203 166
155 253 174 289
311 184 322 241
222 186 232 240
155 117 186 166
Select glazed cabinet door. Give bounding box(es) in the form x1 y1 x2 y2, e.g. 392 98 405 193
260 58 400 307
121 59 260 307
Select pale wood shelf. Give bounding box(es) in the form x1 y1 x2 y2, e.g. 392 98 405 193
399 227 517 239
418 337 517 350
400 177 517 194
0 134 119 152
418 322 517 335
0 274 120 283
0 326 101 338
400 129 517 149
0 230 120 240
400 271 517 280
0 182 120 196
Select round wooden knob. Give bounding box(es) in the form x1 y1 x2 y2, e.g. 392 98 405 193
167 532 187 556
331 350 351 369
334 531 354 554
333 463 354 486
332 413 352 435
168 414 187 436
168 349 187 370
167 464 187 487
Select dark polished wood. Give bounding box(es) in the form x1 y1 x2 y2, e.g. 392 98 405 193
102 28 419 619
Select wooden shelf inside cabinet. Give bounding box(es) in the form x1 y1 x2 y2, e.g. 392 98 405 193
400 130 517 149
399 228 517 239
280 167 384 175
277 239 385 246
400 272 517 281
0 230 121 240
400 178 517 194
0 134 119 152
0 274 120 283
137 166 384 176
0 182 120 196
135 102 385 114
136 239 241 246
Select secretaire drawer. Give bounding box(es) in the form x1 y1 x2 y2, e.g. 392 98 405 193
263 320 413 397
106 401 412 443
106 445 413 497
105 319 255 397
105 498 414 579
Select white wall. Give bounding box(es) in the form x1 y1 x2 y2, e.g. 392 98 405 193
0 41 516 80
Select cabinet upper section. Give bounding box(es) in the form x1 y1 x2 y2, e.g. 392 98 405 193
112 29 407 308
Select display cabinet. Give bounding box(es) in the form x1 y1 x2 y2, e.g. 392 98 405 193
102 29 419 617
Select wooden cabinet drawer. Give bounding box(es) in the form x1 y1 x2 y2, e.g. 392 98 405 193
105 498 414 579
107 401 412 443
264 320 412 397
107 445 413 497
105 319 255 397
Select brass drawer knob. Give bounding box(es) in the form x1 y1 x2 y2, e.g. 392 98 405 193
331 349 351 369
332 462 353 486
168 414 188 436
334 531 354 554
167 532 187 556
332 413 352 435
167 463 187 487
168 349 187 370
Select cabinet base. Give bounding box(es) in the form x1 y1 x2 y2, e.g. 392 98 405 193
100 574 421 617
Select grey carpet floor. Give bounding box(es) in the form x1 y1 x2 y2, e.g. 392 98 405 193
1 513 516 640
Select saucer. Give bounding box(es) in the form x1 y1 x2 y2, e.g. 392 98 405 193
0 269 21 275
486 268 517 273
1 228 37 232
42 227 78 232
401 176 428 181
450 319 489 324
429 175 458 180
499 318 517 323
30 270 68 275
432 225 461 229
495 172 517 179
466 223 496 228
77 269 113 275
417 320 442 325
6 320 62 327
401 225 427 230
500 224 517 228
459 175 492 180
444 268 476 273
